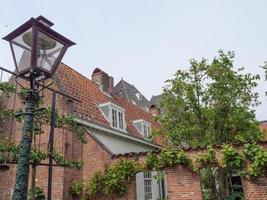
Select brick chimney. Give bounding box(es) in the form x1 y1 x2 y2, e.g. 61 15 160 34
149 105 161 116
91 68 114 94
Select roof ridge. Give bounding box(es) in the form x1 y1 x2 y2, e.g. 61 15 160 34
113 95 152 115
120 79 150 101
121 79 130 101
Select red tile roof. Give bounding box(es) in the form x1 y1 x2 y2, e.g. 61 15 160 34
54 63 161 139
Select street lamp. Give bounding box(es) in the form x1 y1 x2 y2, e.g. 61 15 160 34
3 16 75 200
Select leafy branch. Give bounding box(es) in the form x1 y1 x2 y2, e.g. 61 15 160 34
0 143 83 169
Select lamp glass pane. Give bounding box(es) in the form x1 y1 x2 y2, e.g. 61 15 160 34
36 31 64 72
11 28 32 73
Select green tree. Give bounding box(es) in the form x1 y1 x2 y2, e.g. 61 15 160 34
157 50 263 199
158 50 262 147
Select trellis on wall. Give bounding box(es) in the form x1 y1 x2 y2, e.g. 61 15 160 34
0 66 86 199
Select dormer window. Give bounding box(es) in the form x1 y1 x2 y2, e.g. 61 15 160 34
112 108 124 130
99 102 126 131
133 119 151 139
142 123 151 138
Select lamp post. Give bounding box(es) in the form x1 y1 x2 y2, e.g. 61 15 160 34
3 16 75 200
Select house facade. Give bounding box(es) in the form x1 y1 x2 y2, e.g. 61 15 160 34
0 64 167 200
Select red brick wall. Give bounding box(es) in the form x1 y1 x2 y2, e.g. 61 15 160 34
0 78 71 200
82 133 111 180
243 172 267 200
166 166 202 200
28 166 65 200
66 131 139 200
0 164 16 200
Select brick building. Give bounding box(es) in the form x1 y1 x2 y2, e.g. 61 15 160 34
0 64 165 200
0 63 267 200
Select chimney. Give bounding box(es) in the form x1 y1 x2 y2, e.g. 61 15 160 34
91 68 114 94
109 76 114 94
149 105 161 116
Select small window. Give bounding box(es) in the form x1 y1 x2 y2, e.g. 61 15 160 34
229 173 244 194
112 108 125 130
144 172 152 200
112 108 118 128
118 111 124 129
133 119 151 139
136 171 167 200
142 124 151 138
99 102 126 132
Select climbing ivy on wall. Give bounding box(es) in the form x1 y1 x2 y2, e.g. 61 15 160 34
196 146 217 168
69 144 267 199
0 134 83 169
244 143 267 178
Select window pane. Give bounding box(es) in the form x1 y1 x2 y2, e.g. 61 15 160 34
143 124 151 138
143 124 147 135
118 112 124 129
112 109 117 128
144 179 152 200
144 172 152 178
144 172 152 200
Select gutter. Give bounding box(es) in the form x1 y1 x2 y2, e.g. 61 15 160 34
75 118 161 149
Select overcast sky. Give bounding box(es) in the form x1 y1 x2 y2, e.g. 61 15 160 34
0 0 266 120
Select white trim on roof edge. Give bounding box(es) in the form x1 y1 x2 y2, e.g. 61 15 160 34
133 119 151 126
99 102 125 112
75 118 161 149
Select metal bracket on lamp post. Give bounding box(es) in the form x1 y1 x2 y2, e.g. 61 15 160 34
14 107 46 117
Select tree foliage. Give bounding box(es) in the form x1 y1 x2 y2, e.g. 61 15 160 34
157 50 262 147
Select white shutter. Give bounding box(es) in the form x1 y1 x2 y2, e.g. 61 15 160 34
163 173 168 198
136 172 145 200
151 171 160 200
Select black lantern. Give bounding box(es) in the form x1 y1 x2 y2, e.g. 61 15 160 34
2 16 75 81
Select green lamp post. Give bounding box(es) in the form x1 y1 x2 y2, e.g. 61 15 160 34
3 16 75 200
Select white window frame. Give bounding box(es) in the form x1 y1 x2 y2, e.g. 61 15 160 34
136 171 167 200
133 119 151 139
99 102 126 132
143 172 153 200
